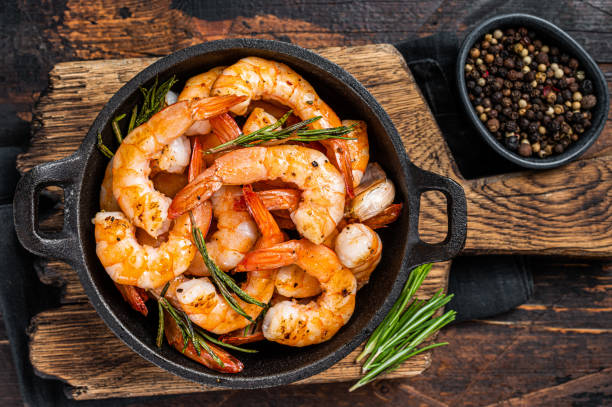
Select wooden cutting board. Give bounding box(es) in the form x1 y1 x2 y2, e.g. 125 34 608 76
17 43 612 400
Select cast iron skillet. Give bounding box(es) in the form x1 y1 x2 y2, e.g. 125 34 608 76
13 39 467 388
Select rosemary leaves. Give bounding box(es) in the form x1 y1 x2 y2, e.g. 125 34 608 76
97 75 178 157
350 263 456 391
205 110 357 154
189 211 267 322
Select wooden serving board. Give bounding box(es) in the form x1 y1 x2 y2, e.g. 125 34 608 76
17 43 612 400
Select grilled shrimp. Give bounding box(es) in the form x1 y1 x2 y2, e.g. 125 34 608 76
100 160 150 313
335 223 382 289
112 95 245 238
164 311 243 373
184 136 214 276
178 66 226 136
197 185 259 273
211 57 356 196
243 107 278 134
162 185 283 334
169 145 345 245
236 239 356 347
93 211 196 289
274 265 321 298
343 120 369 187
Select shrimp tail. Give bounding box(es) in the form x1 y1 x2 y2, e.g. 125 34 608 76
190 95 248 120
210 112 242 143
219 331 265 345
115 283 149 316
164 313 243 373
361 203 403 229
168 167 221 219
330 142 355 198
233 188 301 212
243 186 283 235
236 241 297 272
187 136 205 183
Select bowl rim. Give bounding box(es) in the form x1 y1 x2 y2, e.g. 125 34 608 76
78 39 415 388
456 13 609 169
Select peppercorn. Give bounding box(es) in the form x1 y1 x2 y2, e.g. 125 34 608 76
505 120 518 132
465 26 597 159
568 58 579 69
581 79 593 94
581 94 597 110
487 118 500 132
505 135 519 150
518 139 533 157
535 52 549 65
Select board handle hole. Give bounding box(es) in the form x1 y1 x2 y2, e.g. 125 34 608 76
418 190 448 244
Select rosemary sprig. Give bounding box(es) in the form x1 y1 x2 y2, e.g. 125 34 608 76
205 110 357 154
155 283 257 359
189 211 268 323
350 263 456 392
97 75 178 157
133 75 179 128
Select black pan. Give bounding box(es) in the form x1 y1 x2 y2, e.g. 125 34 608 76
13 39 467 388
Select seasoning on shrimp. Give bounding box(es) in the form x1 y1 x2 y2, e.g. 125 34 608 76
169 145 346 245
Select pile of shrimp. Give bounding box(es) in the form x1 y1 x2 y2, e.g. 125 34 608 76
94 57 402 371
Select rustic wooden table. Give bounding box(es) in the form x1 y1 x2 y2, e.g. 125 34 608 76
1 1 611 406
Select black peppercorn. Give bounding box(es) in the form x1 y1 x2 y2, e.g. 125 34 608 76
568 58 579 70
581 94 597 110
535 52 549 65
580 79 593 94
505 135 519 150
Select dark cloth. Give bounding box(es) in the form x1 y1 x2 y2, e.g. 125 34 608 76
1 33 533 405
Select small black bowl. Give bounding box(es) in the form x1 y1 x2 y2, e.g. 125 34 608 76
456 13 609 170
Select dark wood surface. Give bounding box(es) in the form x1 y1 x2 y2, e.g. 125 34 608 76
2 0 612 405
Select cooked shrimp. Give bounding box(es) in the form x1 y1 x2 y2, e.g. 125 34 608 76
93 211 195 289
274 265 321 298
178 66 226 136
343 120 369 187
334 223 382 289
236 239 356 346
101 161 154 313
210 113 242 143
162 185 282 334
243 107 278 134
200 186 259 272
211 57 355 196
178 66 226 101
185 136 214 276
114 283 149 316
155 135 191 174
112 95 245 238
164 311 243 373
169 145 345 245
233 188 301 213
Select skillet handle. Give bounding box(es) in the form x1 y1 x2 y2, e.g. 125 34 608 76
408 165 467 263
13 154 83 265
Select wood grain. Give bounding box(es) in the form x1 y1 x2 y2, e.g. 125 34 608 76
24 44 453 399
